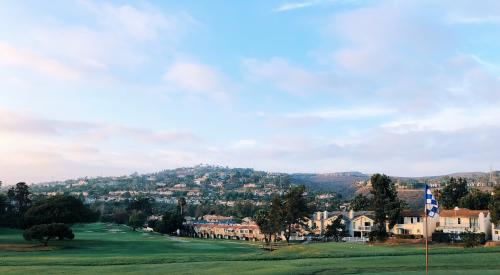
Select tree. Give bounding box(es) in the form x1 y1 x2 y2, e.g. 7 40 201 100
113 209 130 224
490 185 500 226
127 198 153 215
13 182 31 214
157 210 184 235
23 223 74 246
254 207 281 251
350 194 372 211
282 185 310 244
178 197 187 214
459 189 491 210
22 195 98 229
439 177 468 209
128 210 147 231
370 174 404 241
324 215 347 242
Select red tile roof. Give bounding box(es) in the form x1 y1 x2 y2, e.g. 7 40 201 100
439 209 489 217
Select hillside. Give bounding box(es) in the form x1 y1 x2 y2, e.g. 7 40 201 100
289 172 369 198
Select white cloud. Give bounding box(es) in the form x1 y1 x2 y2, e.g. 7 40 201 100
0 41 80 80
274 1 321 12
243 57 334 95
163 61 231 102
382 107 500 133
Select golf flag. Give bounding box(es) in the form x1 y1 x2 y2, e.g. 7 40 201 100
425 185 439 218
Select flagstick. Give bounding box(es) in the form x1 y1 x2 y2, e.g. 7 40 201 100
425 205 429 275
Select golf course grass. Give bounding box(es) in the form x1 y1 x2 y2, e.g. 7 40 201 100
1 223 499 274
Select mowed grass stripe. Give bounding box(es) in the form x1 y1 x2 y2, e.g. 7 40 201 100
1 223 499 274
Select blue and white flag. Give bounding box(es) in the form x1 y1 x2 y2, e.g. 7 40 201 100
425 185 439 218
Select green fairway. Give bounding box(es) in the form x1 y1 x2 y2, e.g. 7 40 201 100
1 223 499 274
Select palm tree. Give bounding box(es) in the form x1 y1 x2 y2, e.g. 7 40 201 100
178 197 187 214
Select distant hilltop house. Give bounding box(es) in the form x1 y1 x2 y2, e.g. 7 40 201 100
243 183 256 188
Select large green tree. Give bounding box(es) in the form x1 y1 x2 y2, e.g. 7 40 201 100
23 223 74 246
157 210 184 235
127 197 153 215
490 185 500 226
439 177 469 209
282 185 310 244
459 189 491 210
128 210 147 231
370 174 404 241
22 195 98 229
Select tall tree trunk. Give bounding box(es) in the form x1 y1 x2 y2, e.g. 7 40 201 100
286 224 291 244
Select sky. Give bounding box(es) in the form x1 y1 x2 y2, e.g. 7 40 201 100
1 0 500 184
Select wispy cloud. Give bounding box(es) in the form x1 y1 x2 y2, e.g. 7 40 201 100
163 61 232 103
0 42 81 80
274 1 321 12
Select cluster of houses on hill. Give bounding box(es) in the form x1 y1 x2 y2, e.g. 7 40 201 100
184 208 500 243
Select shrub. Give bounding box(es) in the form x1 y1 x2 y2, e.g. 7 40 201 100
432 231 451 243
394 234 417 239
460 232 486 247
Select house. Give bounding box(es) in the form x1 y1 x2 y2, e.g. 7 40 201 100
491 224 500 241
350 211 375 238
202 215 234 223
436 208 492 239
308 211 350 235
391 210 437 237
307 210 375 239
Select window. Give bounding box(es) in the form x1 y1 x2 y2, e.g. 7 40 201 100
417 217 421 223
411 218 414 224
364 222 371 226
457 218 461 225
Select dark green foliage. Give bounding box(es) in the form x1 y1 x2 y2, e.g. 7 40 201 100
370 174 404 241
156 210 184 235
439 177 469 209
459 189 491 210
178 197 187 214
127 198 153 215
324 215 347 242
282 185 310 243
460 232 486 247
23 223 74 246
432 231 452 243
10 182 32 214
1 182 32 228
113 209 130 224
22 195 98 229
350 194 372 211
490 185 500 226
128 210 147 231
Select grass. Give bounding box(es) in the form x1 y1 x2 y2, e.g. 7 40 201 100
1 223 499 274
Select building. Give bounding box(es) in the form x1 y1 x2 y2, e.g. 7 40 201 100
492 224 500 241
201 215 234 223
308 210 375 240
191 218 265 241
391 210 437 237
350 211 375 238
436 208 491 239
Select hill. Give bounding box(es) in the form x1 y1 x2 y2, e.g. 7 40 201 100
289 172 369 198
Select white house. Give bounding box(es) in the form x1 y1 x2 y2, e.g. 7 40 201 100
436 208 491 239
492 224 500 241
349 211 375 238
391 210 437 237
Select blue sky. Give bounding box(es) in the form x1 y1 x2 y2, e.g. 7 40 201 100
1 0 500 184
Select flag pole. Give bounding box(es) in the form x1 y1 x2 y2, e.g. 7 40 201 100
425 210 429 275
